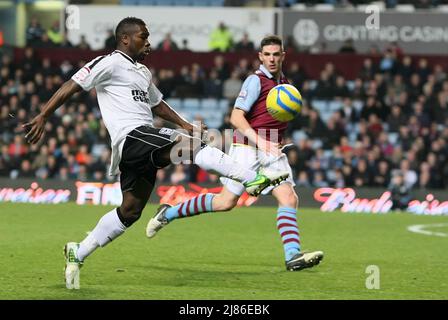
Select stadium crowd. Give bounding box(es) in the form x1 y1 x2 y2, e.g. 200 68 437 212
0 44 447 190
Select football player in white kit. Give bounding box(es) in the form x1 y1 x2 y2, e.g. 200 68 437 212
23 17 287 289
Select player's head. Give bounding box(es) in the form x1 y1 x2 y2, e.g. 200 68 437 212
258 35 285 77
115 17 150 61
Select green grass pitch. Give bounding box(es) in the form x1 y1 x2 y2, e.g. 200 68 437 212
0 202 447 299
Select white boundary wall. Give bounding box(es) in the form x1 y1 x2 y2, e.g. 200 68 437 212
67 6 277 51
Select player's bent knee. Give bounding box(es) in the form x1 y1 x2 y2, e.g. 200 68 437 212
117 206 143 227
277 191 298 209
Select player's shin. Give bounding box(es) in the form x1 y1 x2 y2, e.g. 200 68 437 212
77 208 126 261
164 193 215 221
276 207 301 261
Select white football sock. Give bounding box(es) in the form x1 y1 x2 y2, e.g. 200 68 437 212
77 208 126 261
194 145 256 183
77 232 99 262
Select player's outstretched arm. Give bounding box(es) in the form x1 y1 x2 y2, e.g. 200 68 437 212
23 79 82 144
152 100 207 135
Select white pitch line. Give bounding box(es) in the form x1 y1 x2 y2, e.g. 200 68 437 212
407 223 448 237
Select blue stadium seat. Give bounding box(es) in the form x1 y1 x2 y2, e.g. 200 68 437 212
292 130 307 143
193 0 211 6
346 80 355 91
308 80 318 91
173 0 192 5
320 111 333 124
311 100 328 113
208 0 225 6
183 98 201 112
328 100 342 112
201 98 219 110
120 0 140 4
204 118 223 129
154 0 174 5
218 99 230 111
352 100 364 113
388 132 399 145
166 98 183 110
136 0 158 4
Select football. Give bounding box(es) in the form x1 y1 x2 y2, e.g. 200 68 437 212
266 84 303 122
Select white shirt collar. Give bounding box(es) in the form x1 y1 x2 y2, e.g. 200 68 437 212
114 50 136 64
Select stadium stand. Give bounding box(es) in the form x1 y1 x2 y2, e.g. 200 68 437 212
1 45 448 189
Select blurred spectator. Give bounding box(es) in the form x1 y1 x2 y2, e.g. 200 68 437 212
203 69 223 98
213 55 230 81
379 49 397 75
104 29 117 51
77 35 91 50
387 42 404 59
26 17 45 47
372 160 391 187
397 56 413 79
338 39 356 53
296 171 311 188
180 39 191 52
61 31 74 48
393 159 418 189
17 159 34 178
47 21 63 46
234 33 255 52
209 22 233 52
157 33 178 52
222 70 242 100
286 62 308 90
313 70 333 99
284 35 300 53
389 173 413 210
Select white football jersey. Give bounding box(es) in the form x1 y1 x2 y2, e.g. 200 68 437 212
71 50 163 175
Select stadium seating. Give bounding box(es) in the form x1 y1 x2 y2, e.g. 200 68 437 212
165 98 228 128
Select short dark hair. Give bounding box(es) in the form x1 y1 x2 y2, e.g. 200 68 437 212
115 17 146 41
260 35 283 50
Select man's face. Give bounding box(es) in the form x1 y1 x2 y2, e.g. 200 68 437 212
258 44 284 76
128 24 151 61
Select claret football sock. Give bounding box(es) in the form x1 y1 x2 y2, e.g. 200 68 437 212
276 207 301 261
164 193 214 222
194 145 256 183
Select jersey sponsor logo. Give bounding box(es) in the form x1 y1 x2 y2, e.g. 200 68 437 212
238 89 248 99
159 128 174 135
131 89 150 103
73 67 89 82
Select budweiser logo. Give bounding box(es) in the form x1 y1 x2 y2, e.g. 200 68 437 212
0 182 70 204
313 188 393 213
407 194 448 215
156 184 257 207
